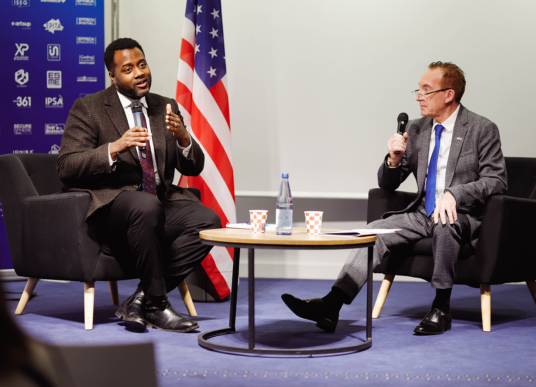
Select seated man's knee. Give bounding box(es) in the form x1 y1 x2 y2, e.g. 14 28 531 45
131 194 164 221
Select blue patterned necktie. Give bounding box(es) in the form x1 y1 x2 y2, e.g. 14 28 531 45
425 124 445 216
138 113 157 197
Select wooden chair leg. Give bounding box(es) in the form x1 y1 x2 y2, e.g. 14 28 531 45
177 280 197 317
372 275 395 318
109 281 119 305
15 278 39 315
480 284 491 332
526 280 536 305
84 282 95 330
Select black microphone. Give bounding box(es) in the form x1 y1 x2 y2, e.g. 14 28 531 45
394 112 409 155
131 100 146 159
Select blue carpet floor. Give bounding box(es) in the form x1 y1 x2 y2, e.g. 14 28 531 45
4 278 536 386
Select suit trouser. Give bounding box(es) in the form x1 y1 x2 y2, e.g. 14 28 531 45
96 190 221 297
334 204 471 303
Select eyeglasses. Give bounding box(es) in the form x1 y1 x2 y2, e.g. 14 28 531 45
411 88 453 100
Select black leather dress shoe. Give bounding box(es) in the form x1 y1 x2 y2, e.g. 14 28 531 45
414 308 452 335
144 297 199 333
115 286 147 331
281 294 339 332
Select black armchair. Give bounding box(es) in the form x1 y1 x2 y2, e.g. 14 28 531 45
0 153 198 329
368 157 536 331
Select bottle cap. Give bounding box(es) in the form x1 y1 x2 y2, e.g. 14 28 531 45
282 173 289 178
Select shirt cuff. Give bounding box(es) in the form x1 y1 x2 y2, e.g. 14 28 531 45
108 143 115 166
177 133 192 157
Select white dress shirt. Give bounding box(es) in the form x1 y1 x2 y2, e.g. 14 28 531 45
108 91 192 186
426 104 461 203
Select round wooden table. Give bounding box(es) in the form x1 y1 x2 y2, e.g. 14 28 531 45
198 227 376 356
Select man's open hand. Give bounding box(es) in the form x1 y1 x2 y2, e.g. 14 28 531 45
433 191 457 225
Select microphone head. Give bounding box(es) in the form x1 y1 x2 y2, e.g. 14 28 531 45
397 112 409 124
131 99 143 113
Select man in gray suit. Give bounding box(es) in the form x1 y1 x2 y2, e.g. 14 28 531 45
57 38 221 333
282 62 507 335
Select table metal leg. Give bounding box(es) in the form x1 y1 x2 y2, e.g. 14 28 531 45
228 247 241 331
248 248 255 349
367 245 373 340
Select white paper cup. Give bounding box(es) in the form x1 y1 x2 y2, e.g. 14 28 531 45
304 211 323 235
249 210 268 233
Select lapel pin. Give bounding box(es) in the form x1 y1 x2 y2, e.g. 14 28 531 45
456 137 463 141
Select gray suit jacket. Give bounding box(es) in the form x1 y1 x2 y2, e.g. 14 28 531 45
57 86 204 218
377 104 507 247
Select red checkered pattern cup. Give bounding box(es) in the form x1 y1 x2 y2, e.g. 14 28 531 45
249 210 268 233
304 211 323 235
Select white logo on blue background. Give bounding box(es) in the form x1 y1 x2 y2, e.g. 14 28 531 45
76 36 97 44
76 0 96 6
77 76 97 82
45 124 65 135
15 43 29 61
15 69 29 86
47 44 61 61
12 21 31 29
14 124 32 135
12 0 30 7
76 17 96 25
79 55 95 65
49 144 61 154
47 71 62 88
45 95 64 108
43 19 64 34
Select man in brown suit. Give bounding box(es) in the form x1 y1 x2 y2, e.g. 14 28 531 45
57 38 221 333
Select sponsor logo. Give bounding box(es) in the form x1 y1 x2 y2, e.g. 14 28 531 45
45 95 64 108
44 19 64 34
41 0 66 2
14 124 32 135
45 123 65 135
76 0 96 6
15 43 29 61
12 0 30 7
76 17 96 25
77 76 97 82
76 36 97 44
13 96 32 108
12 21 31 29
15 69 29 86
47 44 60 61
13 150 34 154
79 55 95 65
79 93 91 98
47 71 62 88
49 144 61 154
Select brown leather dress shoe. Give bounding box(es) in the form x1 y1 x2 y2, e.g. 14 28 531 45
281 293 339 332
144 297 199 333
414 308 452 335
115 286 146 331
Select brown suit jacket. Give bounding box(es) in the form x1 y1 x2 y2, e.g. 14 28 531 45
57 86 204 218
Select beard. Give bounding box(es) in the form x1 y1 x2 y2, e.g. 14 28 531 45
115 76 152 100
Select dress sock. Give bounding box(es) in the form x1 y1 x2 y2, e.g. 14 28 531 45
431 288 452 314
322 286 350 311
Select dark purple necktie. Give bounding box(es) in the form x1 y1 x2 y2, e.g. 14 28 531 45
138 113 157 197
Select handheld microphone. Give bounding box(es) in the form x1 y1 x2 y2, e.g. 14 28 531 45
394 112 409 155
131 100 147 158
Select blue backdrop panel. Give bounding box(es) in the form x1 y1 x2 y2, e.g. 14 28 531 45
0 0 105 270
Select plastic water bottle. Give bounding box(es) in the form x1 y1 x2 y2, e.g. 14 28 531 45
276 173 293 235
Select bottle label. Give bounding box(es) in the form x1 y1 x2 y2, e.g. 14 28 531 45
276 209 293 228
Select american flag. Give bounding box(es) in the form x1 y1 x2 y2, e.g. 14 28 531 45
176 0 235 299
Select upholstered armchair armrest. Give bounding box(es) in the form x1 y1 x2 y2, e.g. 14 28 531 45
18 192 98 280
476 195 536 284
367 188 418 223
